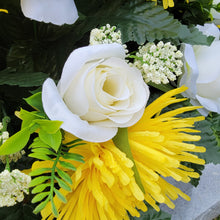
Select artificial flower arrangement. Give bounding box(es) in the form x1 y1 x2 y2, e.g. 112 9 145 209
0 0 220 219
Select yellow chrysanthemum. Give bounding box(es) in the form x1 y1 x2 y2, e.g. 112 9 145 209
37 86 205 220
151 0 189 9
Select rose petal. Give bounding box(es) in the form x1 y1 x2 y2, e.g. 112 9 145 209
20 0 78 25
42 78 118 142
180 44 199 99
193 41 220 84
58 44 126 97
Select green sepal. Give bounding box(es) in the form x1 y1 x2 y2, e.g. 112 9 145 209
0 126 31 155
113 128 145 193
39 129 62 152
24 92 44 112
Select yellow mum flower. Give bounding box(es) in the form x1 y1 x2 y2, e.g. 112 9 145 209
39 86 205 220
151 0 189 9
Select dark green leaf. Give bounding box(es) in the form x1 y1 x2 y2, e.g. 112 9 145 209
59 161 76 171
54 176 72 192
54 188 67 203
24 92 44 112
31 192 50 203
0 127 31 155
56 167 72 185
0 68 49 87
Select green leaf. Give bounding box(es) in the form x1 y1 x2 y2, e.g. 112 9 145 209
0 68 49 87
19 108 44 129
130 204 171 219
32 183 51 194
24 92 44 112
51 198 59 217
35 119 63 134
39 129 62 152
29 176 51 187
113 128 145 193
0 127 31 155
33 198 50 214
29 153 52 161
75 0 212 45
54 176 71 192
29 137 50 149
62 153 84 163
31 147 56 156
59 161 76 171
56 167 72 185
31 192 50 203
29 168 51 176
64 139 83 146
54 188 67 203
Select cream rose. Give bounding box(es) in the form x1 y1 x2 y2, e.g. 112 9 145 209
20 0 78 25
42 43 149 142
180 24 220 116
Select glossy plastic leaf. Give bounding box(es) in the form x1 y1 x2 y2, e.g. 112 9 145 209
0 127 31 155
54 176 71 192
39 129 62 152
33 198 50 214
59 161 76 171
24 92 44 112
35 120 63 134
62 153 84 163
29 168 51 176
29 176 51 187
113 128 145 193
20 108 44 129
56 167 72 185
51 199 59 217
32 192 50 203
32 183 51 194
54 188 67 203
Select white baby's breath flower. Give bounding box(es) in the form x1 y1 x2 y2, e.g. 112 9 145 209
0 123 3 131
133 41 183 84
89 24 128 54
0 169 31 207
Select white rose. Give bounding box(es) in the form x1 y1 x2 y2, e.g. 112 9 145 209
180 24 220 116
42 43 149 142
211 0 220 25
20 0 78 25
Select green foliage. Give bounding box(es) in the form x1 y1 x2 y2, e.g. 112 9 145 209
75 0 213 46
129 204 171 220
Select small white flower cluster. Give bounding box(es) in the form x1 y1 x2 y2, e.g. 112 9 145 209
133 41 183 84
0 169 31 207
0 122 25 164
89 24 128 53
